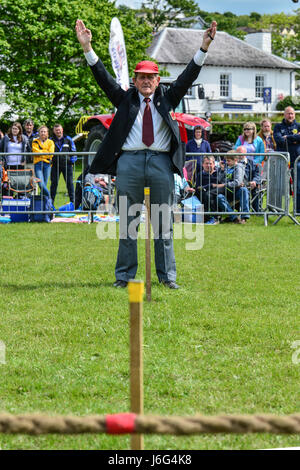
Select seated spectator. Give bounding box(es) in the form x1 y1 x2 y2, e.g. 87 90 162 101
234 121 265 164
173 173 195 205
196 155 219 225
212 150 249 224
0 122 29 169
32 125 54 199
237 146 261 212
81 172 111 211
186 126 211 178
86 172 110 199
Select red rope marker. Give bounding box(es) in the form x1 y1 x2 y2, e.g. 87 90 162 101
106 413 136 434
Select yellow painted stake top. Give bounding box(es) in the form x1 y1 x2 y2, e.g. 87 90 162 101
128 280 144 303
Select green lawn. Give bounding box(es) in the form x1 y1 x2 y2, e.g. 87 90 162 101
0 216 299 450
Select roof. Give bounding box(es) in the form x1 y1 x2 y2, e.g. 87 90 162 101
147 28 297 70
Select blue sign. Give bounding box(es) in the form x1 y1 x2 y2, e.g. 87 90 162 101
263 87 272 104
223 104 252 110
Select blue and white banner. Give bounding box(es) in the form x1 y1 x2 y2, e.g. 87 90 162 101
109 17 129 91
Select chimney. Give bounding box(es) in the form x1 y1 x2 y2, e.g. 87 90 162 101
245 31 272 54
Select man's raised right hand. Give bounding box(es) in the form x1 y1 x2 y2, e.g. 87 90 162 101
76 19 92 53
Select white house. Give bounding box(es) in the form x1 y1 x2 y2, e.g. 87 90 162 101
147 28 297 114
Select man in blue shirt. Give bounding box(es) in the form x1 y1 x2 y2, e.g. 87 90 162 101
274 107 300 212
50 124 77 206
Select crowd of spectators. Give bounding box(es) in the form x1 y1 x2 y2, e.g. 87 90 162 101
1 105 300 220
177 105 300 223
0 119 79 208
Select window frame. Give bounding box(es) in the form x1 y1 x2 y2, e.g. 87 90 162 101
255 74 265 99
219 73 231 99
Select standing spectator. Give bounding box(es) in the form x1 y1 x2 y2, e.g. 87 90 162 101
273 106 300 212
23 118 38 161
186 126 211 156
234 122 265 164
258 118 276 153
0 122 29 169
213 151 249 224
23 118 38 147
50 124 77 206
23 118 38 193
258 118 276 180
185 126 211 186
32 126 54 198
75 18 217 289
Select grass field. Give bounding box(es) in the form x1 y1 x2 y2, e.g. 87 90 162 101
0 204 299 449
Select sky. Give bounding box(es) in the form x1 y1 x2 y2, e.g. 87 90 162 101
115 0 298 15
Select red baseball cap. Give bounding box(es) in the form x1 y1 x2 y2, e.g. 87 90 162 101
134 60 159 74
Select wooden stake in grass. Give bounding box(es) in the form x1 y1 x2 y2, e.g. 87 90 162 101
144 187 151 302
128 280 144 451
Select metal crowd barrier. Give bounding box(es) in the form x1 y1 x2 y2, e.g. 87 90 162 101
265 152 298 225
0 151 115 223
184 151 299 226
1 150 299 226
293 155 300 218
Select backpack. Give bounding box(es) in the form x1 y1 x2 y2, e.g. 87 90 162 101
82 185 104 211
29 195 53 222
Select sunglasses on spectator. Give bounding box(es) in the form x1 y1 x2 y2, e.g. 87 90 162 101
244 127 254 131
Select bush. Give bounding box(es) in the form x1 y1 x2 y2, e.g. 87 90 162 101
210 123 243 144
210 114 284 145
276 96 300 111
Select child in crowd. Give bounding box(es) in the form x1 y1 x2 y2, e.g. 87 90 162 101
212 151 249 224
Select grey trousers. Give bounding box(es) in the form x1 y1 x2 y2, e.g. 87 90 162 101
115 150 176 282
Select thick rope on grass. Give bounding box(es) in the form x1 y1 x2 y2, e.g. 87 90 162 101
0 413 300 435
136 414 300 435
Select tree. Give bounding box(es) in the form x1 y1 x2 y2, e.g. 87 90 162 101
249 12 261 21
198 10 246 40
248 10 300 62
276 95 300 111
141 0 201 33
0 0 152 125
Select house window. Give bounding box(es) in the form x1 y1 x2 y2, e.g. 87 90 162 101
255 75 265 98
220 74 230 98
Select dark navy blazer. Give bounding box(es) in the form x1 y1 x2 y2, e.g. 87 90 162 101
89 58 203 176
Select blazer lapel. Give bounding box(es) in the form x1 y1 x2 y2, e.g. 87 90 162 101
128 91 140 124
